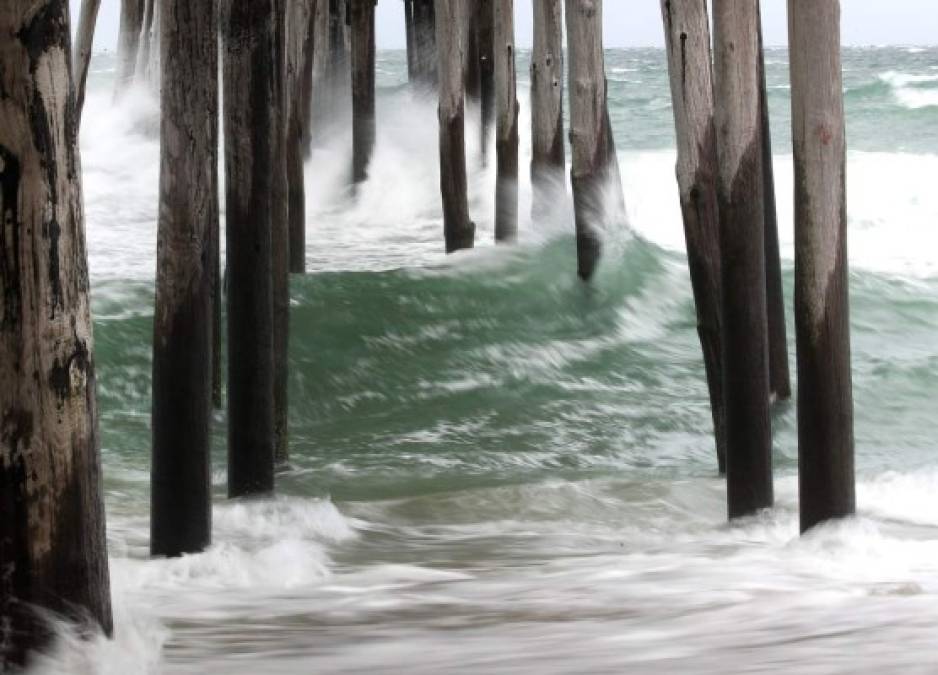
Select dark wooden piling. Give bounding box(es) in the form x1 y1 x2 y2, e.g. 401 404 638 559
660 0 727 475
74 0 102 125
494 0 519 241
712 0 773 518
757 8 792 403
464 1 482 105
151 0 217 557
479 0 495 166
299 0 317 162
436 0 476 252
222 0 277 497
789 0 855 533
565 0 623 281
351 0 377 183
288 0 315 272
413 0 437 88
116 0 146 90
0 1 112 665
531 0 565 225
405 0 416 81
272 0 291 466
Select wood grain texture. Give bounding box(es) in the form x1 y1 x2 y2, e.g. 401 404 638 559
788 0 854 533
0 1 112 665
436 0 475 252
712 0 773 518
150 0 217 558
494 0 519 241
530 0 565 223
660 0 726 474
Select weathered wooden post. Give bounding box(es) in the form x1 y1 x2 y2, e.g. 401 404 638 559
565 0 623 281
299 0 317 162
478 0 495 166
351 0 377 183
494 0 519 241
531 0 565 224
0 1 113 665
712 0 773 517
757 7 792 403
405 0 416 80
464 0 482 105
288 0 315 272
660 0 727 474
436 0 476 252
151 0 217 557
116 0 145 90
222 0 277 496
272 0 291 465
413 0 437 88
788 0 854 532
74 0 102 124
135 0 160 88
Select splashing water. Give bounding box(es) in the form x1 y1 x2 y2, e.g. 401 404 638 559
29 47 938 673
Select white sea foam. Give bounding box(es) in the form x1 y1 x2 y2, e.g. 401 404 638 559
879 70 938 109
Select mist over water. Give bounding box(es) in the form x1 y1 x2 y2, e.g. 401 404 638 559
33 47 938 673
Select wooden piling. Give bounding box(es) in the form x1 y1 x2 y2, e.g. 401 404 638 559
0 1 112 664
116 0 146 91
464 0 482 105
222 0 277 497
405 0 416 81
494 0 519 241
413 0 437 88
288 0 315 272
436 0 476 252
531 0 565 225
272 0 291 465
659 0 727 475
351 0 377 183
712 0 773 517
788 0 855 533
299 0 317 162
565 0 622 281
151 0 217 557
74 0 102 125
757 9 792 403
478 0 495 166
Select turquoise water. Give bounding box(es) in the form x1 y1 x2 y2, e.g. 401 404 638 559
34 48 938 673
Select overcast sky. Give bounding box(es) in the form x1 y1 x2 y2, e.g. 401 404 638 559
71 0 938 52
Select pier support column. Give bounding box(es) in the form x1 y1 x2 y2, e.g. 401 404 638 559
713 0 773 518
351 0 377 183
788 0 855 533
494 0 519 242
660 0 727 475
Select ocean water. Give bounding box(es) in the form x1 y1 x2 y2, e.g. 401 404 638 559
32 47 938 673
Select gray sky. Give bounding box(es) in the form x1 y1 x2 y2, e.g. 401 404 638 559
71 0 938 52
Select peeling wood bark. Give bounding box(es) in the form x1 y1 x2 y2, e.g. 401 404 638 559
712 0 773 518
0 1 112 666
757 6 792 403
151 0 217 558
660 0 726 475
788 0 854 533
222 0 277 496
73 0 101 125
564 0 622 281
494 0 519 241
531 0 565 224
436 0 475 252
350 0 376 183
